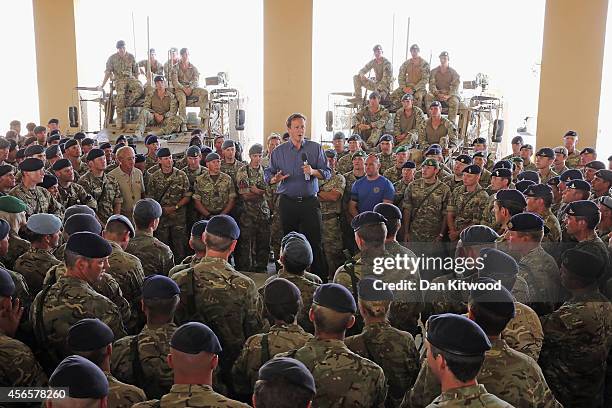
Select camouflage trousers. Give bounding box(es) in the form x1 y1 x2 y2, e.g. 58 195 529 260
175 87 209 122
136 108 182 136
322 214 344 280
391 87 427 111
352 75 388 100
115 78 144 118
236 215 271 272
155 223 186 262
358 128 384 151
425 93 460 123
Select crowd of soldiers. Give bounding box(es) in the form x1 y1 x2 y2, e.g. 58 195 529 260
1 92 612 408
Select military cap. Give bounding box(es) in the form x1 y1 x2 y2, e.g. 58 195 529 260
402 161 416 169
580 147 596 155
48 118 59 125
106 214 134 237
455 154 472 165
565 200 599 218
547 176 561 187
608 155 612 162
520 144 533 151
352 150 367 160
222 139 236 149
372 44 383 51
459 225 499 245
169 46 178 53
469 277 516 319
429 100 442 108
378 134 393 144
517 170 539 183
462 164 481 175
115 135 127 144
153 75 165 83
523 184 553 200
351 211 387 231
47 134 61 143
472 137 486 145
560 169 583 182
332 131 345 141
99 142 111 150
190 220 208 238
564 130 578 137
535 147 554 158
24 144 44 157
479 247 519 278
67 231 112 258
86 148 104 162
562 248 604 280
491 168 512 178
358 276 393 301
595 169 612 183
426 313 491 356
347 134 362 142
144 135 158 145
213 133 225 141
49 355 109 399
0 219 9 241
313 283 356 314
395 145 409 154
426 147 442 156
510 136 524 144
0 266 15 297
45 144 61 159
507 212 544 232
0 164 13 178
369 91 380 100
185 146 201 158
511 156 523 164
566 179 591 192
51 158 72 172
135 153 146 164
64 139 78 150
171 322 222 354
142 275 180 299
0 196 26 213
81 137 95 146
374 202 402 220
156 147 171 158
422 158 440 169
205 152 220 163
401 93 414 101
439 51 449 57
116 40 126 49
249 143 264 155
134 198 162 220
410 43 420 51
68 318 113 352
515 180 535 193
27 213 62 235
599 196 612 210
38 174 58 189
206 214 240 240
112 144 124 154
495 189 527 207
554 146 568 156
258 357 316 394
200 147 212 157
325 149 337 159
264 278 301 305
65 214 102 236
280 231 313 265
585 160 605 170
472 151 485 159
19 157 44 172
431 144 443 150
65 205 95 221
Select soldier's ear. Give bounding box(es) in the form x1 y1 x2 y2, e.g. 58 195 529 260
100 396 108 408
167 353 174 368
308 307 315 323
252 393 257 408
346 315 356 330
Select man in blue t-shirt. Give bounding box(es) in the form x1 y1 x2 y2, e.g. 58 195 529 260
349 154 395 216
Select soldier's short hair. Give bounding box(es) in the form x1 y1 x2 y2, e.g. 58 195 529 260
33 126 46 134
253 378 314 408
64 248 91 268
73 346 107 367
355 223 386 249
311 304 352 335
9 120 20 127
467 301 512 336
180 47 188 56
264 299 302 325
204 232 233 252
359 299 390 318
143 296 180 319
429 343 484 383
282 257 311 274
494 200 524 217
104 219 130 237
514 229 544 243
189 236 206 253
286 113 307 128
26 122 36 131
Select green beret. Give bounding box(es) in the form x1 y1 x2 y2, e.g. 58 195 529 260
0 196 27 213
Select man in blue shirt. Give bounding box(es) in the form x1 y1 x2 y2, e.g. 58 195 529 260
349 154 395 217
264 113 331 280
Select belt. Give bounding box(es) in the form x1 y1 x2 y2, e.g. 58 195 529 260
322 213 339 220
282 194 316 202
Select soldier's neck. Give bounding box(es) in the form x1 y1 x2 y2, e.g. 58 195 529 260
465 184 478 192
364 316 387 325
174 373 213 387
224 158 236 164
353 170 365 177
441 378 478 393
92 169 104 177
315 331 345 341
205 250 230 261
22 179 37 189
31 241 52 251
59 179 71 188
423 177 437 184
575 229 596 242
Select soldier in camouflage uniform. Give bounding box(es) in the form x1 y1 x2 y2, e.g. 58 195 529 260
524 184 562 246
331 131 349 159
591 169 612 201
393 94 427 148
447 165 489 242
425 51 462 124
100 40 144 129
126 199 175 277
233 278 312 397
144 135 160 173
263 134 283 262
0 196 30 269
383 146 410 184
180 146 207 248
482 168 512 230
535 148 558 184
193 152 236 219
171 48 209 127
345 277 419 408
563 130 581 168
471 137 495 171
52 158 96 209
77 148 123 224
471 152 492 189
391 44 430 110
61 139 90 180
520 144 537 172
392 161 416 207
168 220 208 277
336 134 364 175
171 215 262 389
146 148 191 261
135 75 182 138
352 44 393 104
377 134 396 175
539 248 612 408
597 196 612 245
220 140 246 184
501 135 523 162
10 158 63 218
163 47 179 88
352 92 391 149
419 101 459 153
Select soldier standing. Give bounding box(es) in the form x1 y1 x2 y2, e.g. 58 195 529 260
181 145 206 247
447 165 489 242
563 130 581 168
520 144 537 171
552 146 569 174
336 134 364 175
393 94 427 148
135 75 182 138
392 161 416 206
193 152 236 219
220 140 246 184
138 48 164 83
425 51 461 124
472 152 492 189
501 135 524 161
352 44 393 104
254 358 316 408
391 44 430 110
9 158 63 218
352 92 391 149
172 48 209 130
377 134 395 175
168 220 208 276
163 47 180 88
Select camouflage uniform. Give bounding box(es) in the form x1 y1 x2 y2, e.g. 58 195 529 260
318 172 346 277
136 89 182 136
384 166 404 185
378 153 395 175
336 152 359 175
236 164 271 271
425 384 512 407
9 184 63 218
425 66 461 123
539 290 612 408
192 172 236 216
172 256 263 384
353 106 391 149
345 321 419 407
182 165 207 244
0 333 47 386
145 155 158 174
137 58 164 76
541 209 562 243
565 150 581 168
267 182 283 260
107 372 147 407
442 175 463 192
126 230 175 277
168 254 203 277
232 323 313 395
393 179 411 207
171 62 209 122
278 338 388 408
419 118 458 151
57 181 96 209
77 171 123 223
220 160 245 185
504 301 543 361
392 57 430 109
0 232 30 270
146 167 191 260
448 184 489 234
402 338 561 408
517 246 560 315
538 169 558 184
523 160 537 172
14 247 61 294
403 178 451 242
105 52 143 122
479 168 492 189
133 384 250 408
111 322 176 399
353 57 394 100
393 107 427 147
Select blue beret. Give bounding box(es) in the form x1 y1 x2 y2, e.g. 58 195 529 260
65 204 96 220
86 148 105 162
565 200 600 218
469 277 516 319
264 278 301 305
200 147 213 157
547 176 560 187
222 140 236 149
0 267 15 297
145 135 159 145
585 160 605 170
68 318 114 351
430 144 442 150
66 232 112 258
171 322 222 354
0 219 9 240
459 225 499 245
580 147 596 155
347 134 362 142
430 100 442 108
134 198 162 220
156 147 171 158
0 164 13 177
50 355 109 398
426 313 491 356
142 275 180 299
455 154 472 165
507 212 544 232
38 174 58 189
523 184 553 200
64 139 79 149
19 158 44 172
479 247 518 278
313 283 356 313
205 152 220 163
258 357 316 394
491 168 512 178
562 248 604 279
595 169 612 183
281 232 313 265
378 134 393 143
135 153 146 164
106 214 134 237
374 202 402 220
425 147 442 156
206 214 240 240
24 144 44 156
492 160 512 170
351 211 387 232
186 146 201 157
566 179 591 192
27 213 62 235
325 149 337 159
332 131 346 140
495 189 526 207
64 214 102 236
515 180 535 193
0 196 27 213
402 161 416 169
517 170 540 183
358 276 393 301
462 164 481 175
535 148 554 158
191 220 208 237
472 151 485 158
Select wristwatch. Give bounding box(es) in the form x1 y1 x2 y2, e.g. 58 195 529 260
175 204 180 210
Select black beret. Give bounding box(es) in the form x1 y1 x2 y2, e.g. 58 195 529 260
472 137 486 145
374 202 402 220
38 174 58 189
520 144 533 151
368 91 380 100
142 275 180 299
493 160 512 170
100 142 112 150
585 161 605 170
65 214 102 236
347 134 362 142
565 200 600 219
472 151 485 159
313 283 356 313
0 219 9 241
206 214 240 240
154 75 165 82
351 150 367 160
523 184 553 200
134 198 162 220
511 136 524 144
564 130 578 137
599 196 612 210
86 148 105 162
402 161 416 169
507 212 544 232
156 147 171 158
49 355 109 398
65 204 96 220
191 220 208 237
511 156 523 163
351 211 387 231
426 147 442 156
462 164 482 175
560 169 583 183
64 139 79 149
459 225 499 245
410 43 420 50
281 231 313 265
145 135 158 145
495 189 527 207
455 154 472 165
249 143 264 155
358 276 393 301
608 155 612 161
116 40 126 48
580 147 596 155
171 322 222 354
205 152 221 163
378 134 393 143
19 158 44 172
222 140 236 149
135 153 146 164
547 176 560 187
479 247 519 278
45 144 61 159
373 44 383 51
81 138 95 146
106 214 134 237
24 144 44 156
47 134 61 143
66 232 112 258
595 169 612 183
186 146 201 158
469 277 516 319
0 267 15 297
491 168 512 178
439 51 449 57
52 158 72 171
517 170 540 183
535 148 554 158
562 248 604 279
429 100 442 108
200 147 212 157
427 313 491 356
332 131 346 140
258 357 316 394
0 164 13 178
325 149 337 159
515 180 536 193
116 135 127 144
566 179 591 192
264 278 301 305
112 144 124 154
68 318 114 351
